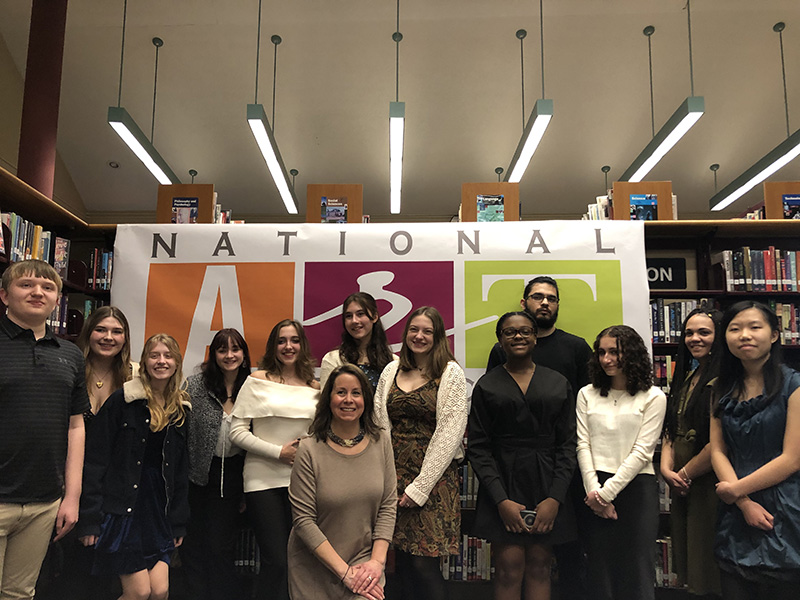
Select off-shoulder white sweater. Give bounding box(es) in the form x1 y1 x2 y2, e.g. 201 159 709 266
230 376 319 493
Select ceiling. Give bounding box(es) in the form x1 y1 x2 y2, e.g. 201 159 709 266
1 0 800 223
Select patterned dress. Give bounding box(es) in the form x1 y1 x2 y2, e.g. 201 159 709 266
386 378 460 556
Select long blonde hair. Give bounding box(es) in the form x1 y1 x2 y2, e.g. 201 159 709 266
139 333 189 431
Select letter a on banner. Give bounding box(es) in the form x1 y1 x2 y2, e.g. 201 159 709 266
184 265 245 369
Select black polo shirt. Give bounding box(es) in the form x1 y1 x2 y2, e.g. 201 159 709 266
0 313 89 502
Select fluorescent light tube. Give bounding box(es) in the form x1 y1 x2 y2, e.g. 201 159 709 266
504 99 553 183
107 106 180 185
709 128 800 211
247 104 298 215
390 102 405 214
620 96 704 183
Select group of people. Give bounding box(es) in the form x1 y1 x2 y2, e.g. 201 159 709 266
1 259 798 600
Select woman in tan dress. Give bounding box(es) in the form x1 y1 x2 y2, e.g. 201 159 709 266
288 364 396 600
374 306 468 600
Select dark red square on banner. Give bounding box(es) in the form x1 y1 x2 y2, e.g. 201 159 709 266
303 261 454 363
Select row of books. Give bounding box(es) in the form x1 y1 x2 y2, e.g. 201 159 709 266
439 535 494 581
233 528 261 574
653 354 676 394
650 298 702 343
87 248 115 290
768 300 800 346
459 462 479 508
1 211 63 264
581 193 678 221
654 537 680 588
712 247 800 292
45 296 109 336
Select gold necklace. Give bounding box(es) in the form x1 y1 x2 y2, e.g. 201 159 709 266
92 366 113 389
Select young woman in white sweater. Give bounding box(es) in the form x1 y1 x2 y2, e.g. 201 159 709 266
576 325 666 600
230 319 320 600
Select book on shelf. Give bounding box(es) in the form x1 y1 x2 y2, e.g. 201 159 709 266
476 194 504 222
654 537 679 588
649 298 701 344
321 196 348 223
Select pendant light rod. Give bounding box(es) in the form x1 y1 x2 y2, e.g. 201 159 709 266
150 37 162 144
254 0 262 104
645 26 655 138
687 0 695 97
776 21 791 137
602 165 611 191
116 0 127 107
395 0 400 101
539 0 545 99
709 163 719 193
271 35 281 129
517 29 526 130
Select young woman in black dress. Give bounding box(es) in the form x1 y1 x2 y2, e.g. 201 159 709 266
468 311 577 600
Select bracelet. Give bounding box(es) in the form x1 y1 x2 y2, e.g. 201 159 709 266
594 490 609 507
680 467 692 484
340 565 351 583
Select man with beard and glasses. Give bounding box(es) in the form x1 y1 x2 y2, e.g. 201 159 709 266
486 275 592 600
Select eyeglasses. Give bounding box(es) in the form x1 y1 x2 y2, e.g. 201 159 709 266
500 327 535 339
527 293 559 304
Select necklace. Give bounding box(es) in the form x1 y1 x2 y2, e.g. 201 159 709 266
327 427 365 448
91 365 113 389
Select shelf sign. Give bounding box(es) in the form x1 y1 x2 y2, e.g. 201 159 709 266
647 258 686 289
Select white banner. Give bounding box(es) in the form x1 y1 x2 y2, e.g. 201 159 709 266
112 220 649 388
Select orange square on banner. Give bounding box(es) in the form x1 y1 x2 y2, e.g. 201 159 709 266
144 263 295 367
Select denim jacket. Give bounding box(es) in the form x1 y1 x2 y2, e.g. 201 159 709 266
78 378 191 538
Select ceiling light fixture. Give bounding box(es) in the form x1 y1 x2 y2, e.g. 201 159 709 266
107 3 179 184
504 1 553 183
389 1 404 214
709 22 800 211
246 3 297 214
620 3 704 182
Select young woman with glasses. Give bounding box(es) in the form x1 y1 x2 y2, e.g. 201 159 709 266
468 311 577 600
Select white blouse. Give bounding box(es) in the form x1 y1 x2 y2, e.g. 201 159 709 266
576 384 666 503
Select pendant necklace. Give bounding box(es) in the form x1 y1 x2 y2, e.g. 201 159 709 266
93 366 113 389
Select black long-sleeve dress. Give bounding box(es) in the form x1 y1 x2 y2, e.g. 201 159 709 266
467 365 577 545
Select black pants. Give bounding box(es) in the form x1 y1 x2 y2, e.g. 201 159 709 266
552 470 590 600
246 487 292 600
719 566 799 600
585 473 658 600
181 457 245 600
393 550 449 600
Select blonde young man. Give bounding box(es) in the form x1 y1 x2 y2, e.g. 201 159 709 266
0 260 89 600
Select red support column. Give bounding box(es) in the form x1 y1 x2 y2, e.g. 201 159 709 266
16 0 69 199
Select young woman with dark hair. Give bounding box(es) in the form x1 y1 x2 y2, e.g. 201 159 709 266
230 319 319 600
320 292 395 391
182 328 252 600
288 364 396 600
660 308 722 596
710 301 800 599
374 306 468 600
576 325 666 600
79 333 191 600
468 311 577 600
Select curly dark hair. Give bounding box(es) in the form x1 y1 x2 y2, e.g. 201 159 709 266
338 292 394 372
713 301 784 415
308 364 382 442
258 319 316 385
663 308 722 452
589 325 653 396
